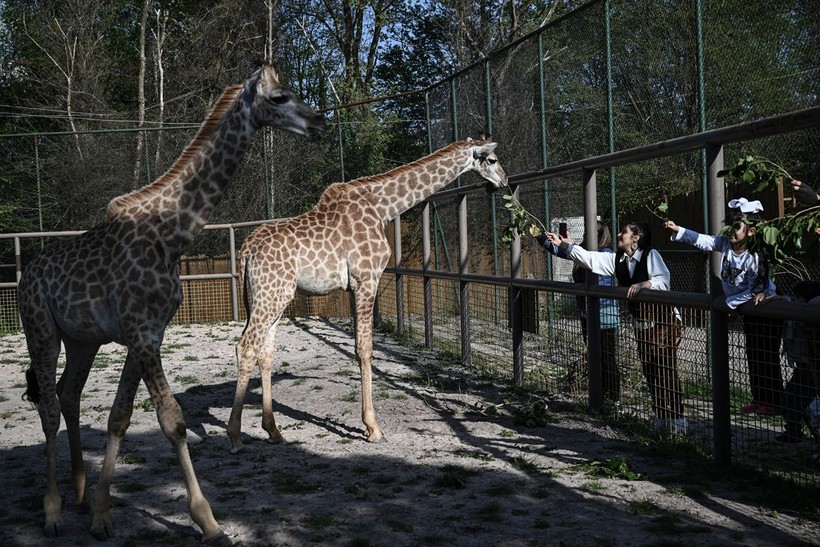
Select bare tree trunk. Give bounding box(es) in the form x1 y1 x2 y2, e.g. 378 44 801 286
23 16 84 161
152 5 168 167
133 0 150 188
264 0 279 217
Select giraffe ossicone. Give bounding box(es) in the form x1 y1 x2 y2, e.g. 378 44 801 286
17 63 325 544
227 138 507 453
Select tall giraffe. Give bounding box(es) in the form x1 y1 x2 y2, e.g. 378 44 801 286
227 138 507 453
17 64 326 543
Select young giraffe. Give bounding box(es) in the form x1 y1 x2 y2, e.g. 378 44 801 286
227 138 507 453
18 64 325 543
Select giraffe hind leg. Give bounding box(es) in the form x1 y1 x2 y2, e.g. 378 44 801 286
228 306 288 453
258 316 284 444
24 334 64 536
59 339 100 507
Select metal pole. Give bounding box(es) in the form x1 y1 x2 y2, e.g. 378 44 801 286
510 183 524 386
34 136 44 247
584 169 602 408
605 0 617 234
707 143 731 464
538 30 556 342
394 217 404 337
422 203 433 349
485 59 501 326
424 91 434 348
229 226 239 322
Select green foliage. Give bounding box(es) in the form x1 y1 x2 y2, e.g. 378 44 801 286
512 397 558 428
719 156 820 268
718 156 792 193
575 456 643 481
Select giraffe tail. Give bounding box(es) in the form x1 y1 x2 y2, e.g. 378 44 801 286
23 367 41 404
240 251 254 334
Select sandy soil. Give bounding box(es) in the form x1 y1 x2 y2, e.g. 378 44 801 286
1 317 818 547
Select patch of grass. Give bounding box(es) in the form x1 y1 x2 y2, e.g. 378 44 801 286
174 375 198 385
629 498 662 515
512 398 558 428
275 477 317 495
121 454 147 465
303 513 336 530
116 482 147 493
499 429 515 438
457 449 494 462
474 501 504 521
0 395 8 403
163 343 191 352
510 455 540 474
434 464 478 489
341 390 358 403
574 457 643 481
483 483 516 497
645 514 712 534
136 398 154 412
582 480 606 493
385 519 413 533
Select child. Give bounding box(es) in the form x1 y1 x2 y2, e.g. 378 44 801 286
777 280 820 443
664 198 783 415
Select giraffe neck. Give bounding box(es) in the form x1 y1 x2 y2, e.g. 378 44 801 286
106 84 254 256
351 141 473 222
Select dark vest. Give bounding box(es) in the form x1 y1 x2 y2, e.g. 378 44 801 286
615 249 650 321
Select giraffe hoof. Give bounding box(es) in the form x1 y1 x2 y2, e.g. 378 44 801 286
90 515 114 540
203 530 233 546
365 431 385 443
43 521 62 538
266 435 286 445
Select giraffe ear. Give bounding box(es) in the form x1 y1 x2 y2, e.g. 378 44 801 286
473 142 498 158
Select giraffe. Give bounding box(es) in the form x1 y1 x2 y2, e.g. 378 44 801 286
17 64 326 544
227 138 507 453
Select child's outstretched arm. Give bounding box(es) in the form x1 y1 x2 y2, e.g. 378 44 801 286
664 219 723 252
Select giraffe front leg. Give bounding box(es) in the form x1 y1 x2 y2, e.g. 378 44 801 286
354 291 383 443
359 352 383 443
139 348 227 544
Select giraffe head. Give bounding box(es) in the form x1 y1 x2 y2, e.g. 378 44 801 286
246 64 327 139
465 140 508 193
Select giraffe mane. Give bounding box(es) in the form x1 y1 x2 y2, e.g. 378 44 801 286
318 139 483 204
106 84 245 220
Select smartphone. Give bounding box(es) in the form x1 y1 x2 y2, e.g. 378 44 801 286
558 222 568 239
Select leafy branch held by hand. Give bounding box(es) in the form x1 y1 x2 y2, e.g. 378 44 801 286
500 192 547 243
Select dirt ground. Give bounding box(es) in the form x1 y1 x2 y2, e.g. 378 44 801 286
1 317 818 547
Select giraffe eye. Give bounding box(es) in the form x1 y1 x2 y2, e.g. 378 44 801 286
267 94 289 105
486 158 497 165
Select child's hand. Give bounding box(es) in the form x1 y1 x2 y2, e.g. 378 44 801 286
663 220 680 232
753 293 776 306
